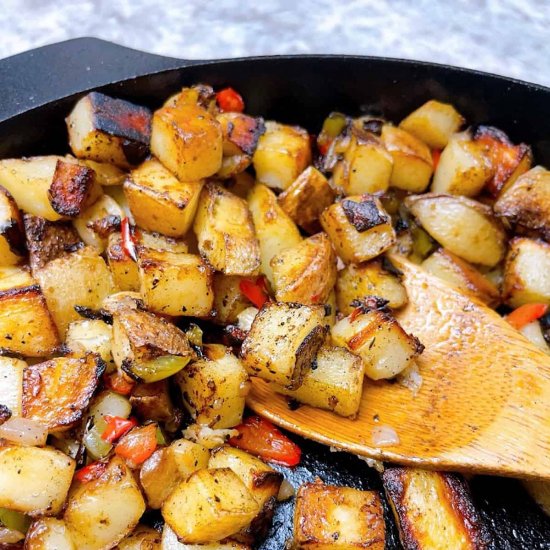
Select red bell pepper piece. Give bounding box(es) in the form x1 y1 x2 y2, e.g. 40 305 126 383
101 415 138 443
229 416 301 467
115 424 157 465
216 87 245 113
239 277 269 309
103 371 135 396
432 149 442 170
74 460 108 483
506 303 548 330
121 217 138 262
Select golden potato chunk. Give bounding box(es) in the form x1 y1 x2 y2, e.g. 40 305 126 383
25 518 76 550
399 99 464 149
320 195 396 264
124 158 203 237
293 480 385 549
241 302 329 389
0 356 26 417
194 183 260 276
271 232 337 305
503 238 550 307
253 121 311 190
213 274 251 325
405 193 506 266
83 160 126 186
151 104 222 181
65 318 114 367
117 525 161 550
66 92 151 168
106 232 140 291
0 186 26 266
161 524 249 549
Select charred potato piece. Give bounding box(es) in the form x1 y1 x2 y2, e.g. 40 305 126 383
25 518 76 550
252 121 311 190
117 525 161 550
35 246 115 335
399 99 464 149
422 248 500 307
151 104 222 181
405 193 506 266
0 445 75 516
176 345 248 429
0 356 26 417
274 345 365 418
247 183 302 285
213 274 251 325
124 158 203 237
162 468 260 544
382 467 491 550
431 132 492 196
271 232 337 305
138 249 214 317
293 480 385 549
106 232 140 291
194 183 260 276
0 186 26 266
494 166 550 240
64 456 145 550
66 92 151 168
320 195 396 264
240 302 329 389
503 238 550 307
130 379 177 425
336 258 408 314
332 309 423 380
277 166 336 233
65 319 114 367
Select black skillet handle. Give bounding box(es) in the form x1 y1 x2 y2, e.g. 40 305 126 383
0 37 194 123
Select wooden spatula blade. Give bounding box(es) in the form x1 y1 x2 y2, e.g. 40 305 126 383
247 257 550 479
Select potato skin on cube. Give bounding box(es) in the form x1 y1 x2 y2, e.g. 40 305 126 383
293 480 385 549
320 195 396 264
162 468 260 544
150 104 223 181
240 302 329 390
194 183 260 276
66 92 151 168
124 158 203 237
0 185 26 266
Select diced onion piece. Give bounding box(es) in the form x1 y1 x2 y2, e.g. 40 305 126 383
237 306 259 332
397 361 423 395
521 321 550 354
277 479 295 501
0 417 48 446
182 424 239 449
371 425 400 447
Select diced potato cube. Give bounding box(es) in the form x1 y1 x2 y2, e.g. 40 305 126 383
162 468 260 544
0 356 26 416
0 186 26 266
277 166 336 233
503 238 550 307
422 248 500 307
163 84 216 110
431 133 491 196
66 92 151 168
252 121 311 190
241 302 329 389
138 249 214 316
399 99 464 149
275 345 365 417
124 158 203 237
405 193 506 266
106 232 140 291
293 480 385 549
65 318 114 366
320 195 396 264
494 166 550 241
176 346 248 429
129 380 177 425
248 183 302 285
213 274 251 325
83 160 126 186
64 456 146 550
332 309 423 380
25 518 76 550
271 232 337 305
151 104 222 181
194 183 260 276
170 438 211 478
161 524 249 549
117 525 161 550
381 125 433 192
35 247 115 335
0 445 75 516
0 265 34 290
140 447 182 509
336 258 408 314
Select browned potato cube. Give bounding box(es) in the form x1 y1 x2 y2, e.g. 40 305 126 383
117 525 161 550
0 186 26 266
271 232 337 305
293 480 385 549
25 518 76 550
66 92 151 168
83 159 126 186
161 524 249 549
277 166 336 233
129 380 176 425
194 183 260 276
150 104 222 181
381 125 433 192
163 84 216 111
65 318 114 368
124 158 203 237
336 258 408 314
503 238 550 307
253 121 311 190
0 356 25 417
213 274 251 325
494 166 550 241
320 195 396 264
241 302 329 389
106 232 140 291
382 467 491 550
399 99 464 149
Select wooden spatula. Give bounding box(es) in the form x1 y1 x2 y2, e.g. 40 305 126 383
247 256 550 479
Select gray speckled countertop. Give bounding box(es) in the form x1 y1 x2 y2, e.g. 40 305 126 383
1 0 549 86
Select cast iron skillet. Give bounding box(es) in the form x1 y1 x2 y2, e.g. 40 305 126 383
1 37 550 549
